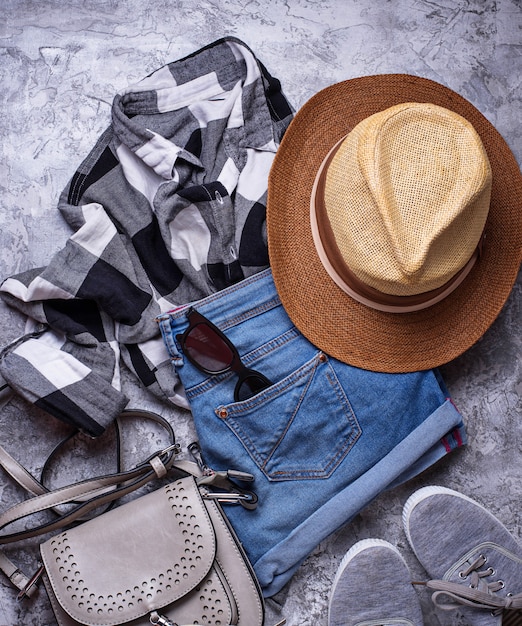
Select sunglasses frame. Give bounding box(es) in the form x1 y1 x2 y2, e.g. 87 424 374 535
176 307 272 402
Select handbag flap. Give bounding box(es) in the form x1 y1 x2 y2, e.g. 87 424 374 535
40 475 216 625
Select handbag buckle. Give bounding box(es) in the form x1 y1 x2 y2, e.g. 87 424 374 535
149 611 176 625
197 472 258 509
160 443 182 456
189 441 258 509
201 489 258 509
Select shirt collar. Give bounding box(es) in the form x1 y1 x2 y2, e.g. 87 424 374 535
111 38 284 179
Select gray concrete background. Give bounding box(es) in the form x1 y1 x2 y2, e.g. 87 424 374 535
0 1 520 624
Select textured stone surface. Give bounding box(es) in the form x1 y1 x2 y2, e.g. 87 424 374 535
0 1 520 625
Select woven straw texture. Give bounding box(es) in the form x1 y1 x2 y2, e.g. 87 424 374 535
324 102 491 295
267 74 522 372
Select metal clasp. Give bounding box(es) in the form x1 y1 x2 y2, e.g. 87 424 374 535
161 443 182 456
189 442 258 510
188 441 213 475
149 611 176 626
201 490 258 506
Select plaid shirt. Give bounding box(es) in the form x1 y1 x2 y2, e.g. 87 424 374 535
0 38 294 436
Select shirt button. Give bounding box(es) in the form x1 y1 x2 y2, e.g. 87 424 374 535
217 408 229 419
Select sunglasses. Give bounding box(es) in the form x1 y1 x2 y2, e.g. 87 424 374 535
177 307 273 402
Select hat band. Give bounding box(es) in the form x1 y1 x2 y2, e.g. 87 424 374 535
310 138 483 314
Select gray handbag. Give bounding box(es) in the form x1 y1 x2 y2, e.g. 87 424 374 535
0 410 265 626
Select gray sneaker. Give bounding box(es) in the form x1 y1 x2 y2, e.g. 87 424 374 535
403 486 522 626
328 538 424 626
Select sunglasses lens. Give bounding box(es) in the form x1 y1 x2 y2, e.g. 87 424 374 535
236 373 271 402
184 323 234 372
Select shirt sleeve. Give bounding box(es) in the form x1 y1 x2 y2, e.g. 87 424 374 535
0 194 185 436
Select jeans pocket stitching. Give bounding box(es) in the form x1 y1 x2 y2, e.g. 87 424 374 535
221 353 362 481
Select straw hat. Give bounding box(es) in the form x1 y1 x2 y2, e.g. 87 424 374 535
267 75 522 372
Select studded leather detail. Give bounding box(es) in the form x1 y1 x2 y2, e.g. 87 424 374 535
41 476 216 625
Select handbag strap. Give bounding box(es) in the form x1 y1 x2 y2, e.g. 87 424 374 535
0 408 183 597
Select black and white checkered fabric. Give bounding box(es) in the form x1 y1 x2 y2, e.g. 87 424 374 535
0 38 294 436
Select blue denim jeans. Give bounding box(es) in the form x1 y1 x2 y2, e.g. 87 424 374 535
157 268 466 597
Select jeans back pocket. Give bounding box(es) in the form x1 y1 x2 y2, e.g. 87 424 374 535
215 352 361 481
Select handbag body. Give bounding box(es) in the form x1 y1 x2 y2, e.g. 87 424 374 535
0 410 265 626
41 473 264 626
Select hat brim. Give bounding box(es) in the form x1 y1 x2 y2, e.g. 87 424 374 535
267 74 522 372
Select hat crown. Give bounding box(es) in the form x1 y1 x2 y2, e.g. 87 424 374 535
324 103 492 296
